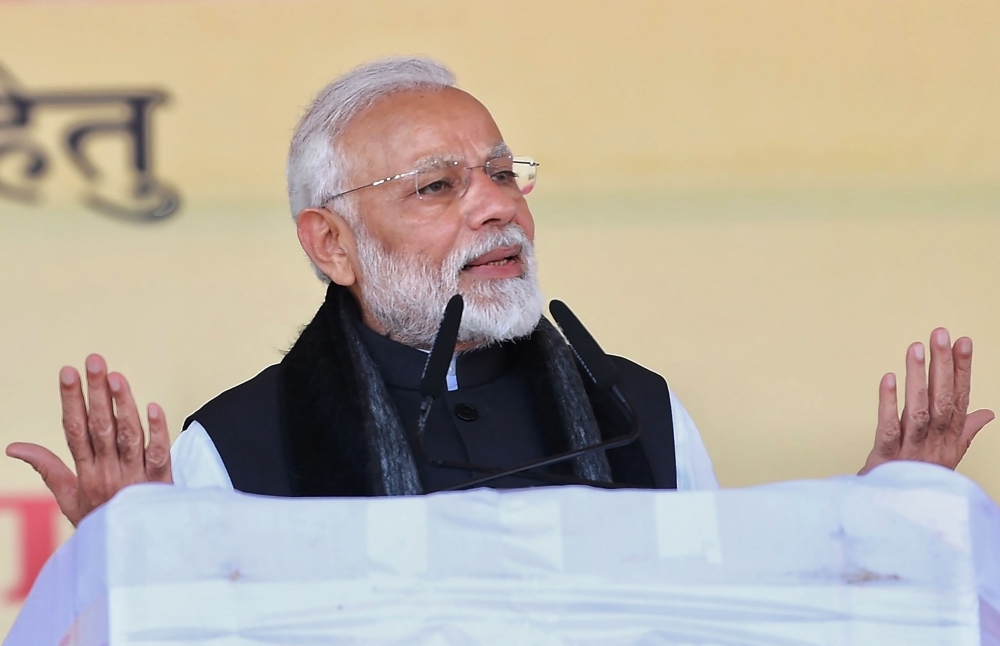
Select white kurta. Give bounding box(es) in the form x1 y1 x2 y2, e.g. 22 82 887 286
170 388 720 492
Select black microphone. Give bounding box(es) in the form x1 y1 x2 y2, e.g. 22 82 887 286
415 295 464 462
549 299 620 391
419 294 464 399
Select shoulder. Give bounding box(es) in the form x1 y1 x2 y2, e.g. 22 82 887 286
608 355 669 394
182 364 295 496
608 355 719 490
184 364 283 432
605 355 676 488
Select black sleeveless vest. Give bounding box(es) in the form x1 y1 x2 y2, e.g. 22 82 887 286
184 355 678 497
183 289 677 497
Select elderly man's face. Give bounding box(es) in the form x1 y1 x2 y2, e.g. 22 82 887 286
333 88 541 348
339 88 535 277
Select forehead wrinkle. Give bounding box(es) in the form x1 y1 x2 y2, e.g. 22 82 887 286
409 141 512 170
342 87 506 173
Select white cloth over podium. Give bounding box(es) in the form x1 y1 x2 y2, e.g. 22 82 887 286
7 463 1000 645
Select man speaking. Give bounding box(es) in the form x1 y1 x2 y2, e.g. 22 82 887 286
6 58 994 525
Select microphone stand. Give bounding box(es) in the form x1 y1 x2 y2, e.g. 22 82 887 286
412 296 645 493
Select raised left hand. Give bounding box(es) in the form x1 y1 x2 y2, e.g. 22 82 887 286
860 328 995 475
6 355 172 526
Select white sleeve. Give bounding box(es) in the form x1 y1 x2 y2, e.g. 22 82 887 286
169 421 235 491
669 390 719 491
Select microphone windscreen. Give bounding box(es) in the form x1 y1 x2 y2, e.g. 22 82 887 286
549 299 620 391
420 294 464 398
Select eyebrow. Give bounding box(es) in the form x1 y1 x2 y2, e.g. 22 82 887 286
487 142 513 160
411 142 513 169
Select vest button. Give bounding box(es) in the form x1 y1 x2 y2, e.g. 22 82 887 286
454 403 479 422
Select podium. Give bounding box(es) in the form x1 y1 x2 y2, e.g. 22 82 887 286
7 462 1000 645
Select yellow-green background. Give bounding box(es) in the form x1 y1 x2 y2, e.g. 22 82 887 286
1 0 999 635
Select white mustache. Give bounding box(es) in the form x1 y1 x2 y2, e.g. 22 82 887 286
448 226 530 274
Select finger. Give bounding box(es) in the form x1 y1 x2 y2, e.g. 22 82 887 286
950 337 974 432
5 442 82 525
872 373 901 459
900 341 930 456
84 354 119 462
959 408 995 450
144 403 173 483
59 366 94 468
108 372 145 480
927 328 955 435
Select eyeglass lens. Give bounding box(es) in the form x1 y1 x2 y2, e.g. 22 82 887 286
412 157 538 205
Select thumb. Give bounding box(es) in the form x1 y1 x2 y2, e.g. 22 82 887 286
960 409 995 448
6 442 82 525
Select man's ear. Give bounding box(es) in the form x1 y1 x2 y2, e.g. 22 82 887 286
295 207 358 286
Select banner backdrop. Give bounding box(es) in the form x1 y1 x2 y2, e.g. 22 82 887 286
2 0 999 635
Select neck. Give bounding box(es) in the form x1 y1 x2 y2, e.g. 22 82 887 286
359 309 495 353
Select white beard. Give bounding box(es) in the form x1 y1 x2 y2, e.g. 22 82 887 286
353 224 543 350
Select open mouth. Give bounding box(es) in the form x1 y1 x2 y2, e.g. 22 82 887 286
462 244 522 271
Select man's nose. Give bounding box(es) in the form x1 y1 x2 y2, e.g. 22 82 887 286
460 169 519 230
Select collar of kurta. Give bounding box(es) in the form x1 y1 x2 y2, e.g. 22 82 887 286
355 321 512 391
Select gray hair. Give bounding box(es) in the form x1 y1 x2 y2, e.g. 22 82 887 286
286 57 457 222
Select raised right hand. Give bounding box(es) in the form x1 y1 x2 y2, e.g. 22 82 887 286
6 354 172 526
860 328 994 475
